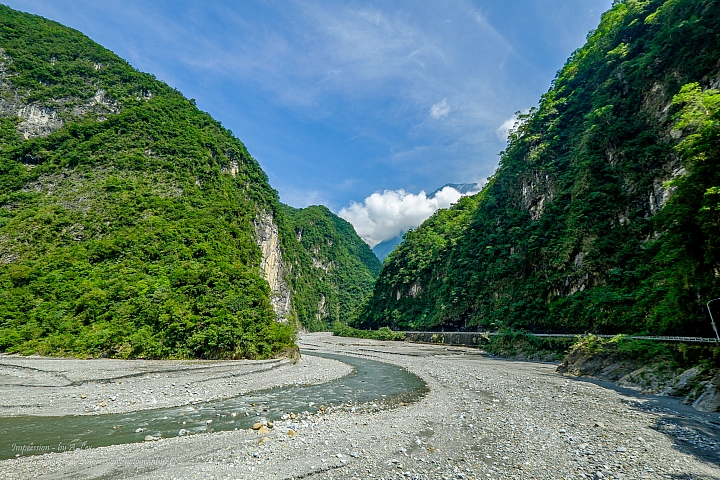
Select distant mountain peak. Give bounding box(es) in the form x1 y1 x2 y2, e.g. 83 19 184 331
428 183 482 199
372 233 405 261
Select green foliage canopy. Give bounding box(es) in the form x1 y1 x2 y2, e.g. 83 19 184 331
282 205 382 331
0 6 294 358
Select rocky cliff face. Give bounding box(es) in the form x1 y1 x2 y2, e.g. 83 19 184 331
0 48 119 140
253 211 292 322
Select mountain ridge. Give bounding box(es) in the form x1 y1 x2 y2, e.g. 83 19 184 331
283 204 382 329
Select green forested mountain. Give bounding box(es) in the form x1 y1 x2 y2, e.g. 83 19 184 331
0 6 374 358
355 0 720 337
372 234 404 262
282 205 382 331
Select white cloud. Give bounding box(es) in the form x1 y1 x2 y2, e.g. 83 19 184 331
496 114 518 140
432 185 465 208
430 98 450 119
496 109 530 140
338 185 479 247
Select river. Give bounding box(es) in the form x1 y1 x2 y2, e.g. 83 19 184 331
0 352 426 460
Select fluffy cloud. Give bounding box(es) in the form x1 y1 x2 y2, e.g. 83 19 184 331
496 113 518 140
430 98 450 119
496 109 531 140
338 185 478 247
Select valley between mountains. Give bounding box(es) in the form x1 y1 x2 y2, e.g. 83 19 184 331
1 0 720 478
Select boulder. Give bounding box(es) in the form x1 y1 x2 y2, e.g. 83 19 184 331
692 382 720 412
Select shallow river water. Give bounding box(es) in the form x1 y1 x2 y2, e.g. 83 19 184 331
0 352 426 460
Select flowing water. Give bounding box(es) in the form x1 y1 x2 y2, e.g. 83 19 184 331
0 353 426 460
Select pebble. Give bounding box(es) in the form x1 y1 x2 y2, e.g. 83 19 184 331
0 353 350 419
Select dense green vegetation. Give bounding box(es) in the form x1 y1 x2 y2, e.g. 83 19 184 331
0 6 376 358
332 321 405 341
0 6 290 358
281 205 381 331
566 334 720 369
353 193 483 328
480 331 573 361
356 0 720 337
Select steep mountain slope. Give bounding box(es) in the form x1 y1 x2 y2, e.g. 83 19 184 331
0 6 372 358
282 205 382 330
356 0 720 337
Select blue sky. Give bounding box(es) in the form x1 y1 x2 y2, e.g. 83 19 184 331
6 0 611 240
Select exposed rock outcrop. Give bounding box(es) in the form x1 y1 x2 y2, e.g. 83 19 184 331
520 171 554 221
692 381 720 413
557 346 720 413
0 49 119 141
253 211 292 322
315 294 327 323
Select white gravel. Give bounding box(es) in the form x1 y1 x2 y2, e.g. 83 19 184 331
1 332 719 479
0 352 351 416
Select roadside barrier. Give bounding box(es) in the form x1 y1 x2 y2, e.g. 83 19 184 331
401 331 720 346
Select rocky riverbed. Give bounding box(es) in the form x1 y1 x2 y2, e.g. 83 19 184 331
0 352 351 416
1 333 720 479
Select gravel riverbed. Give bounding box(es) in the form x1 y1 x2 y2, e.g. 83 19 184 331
1 332 720 479
0 351 351 417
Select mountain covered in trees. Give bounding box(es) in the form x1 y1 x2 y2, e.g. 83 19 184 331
355 0 720 337
0 6 378 358
283 205 381 330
